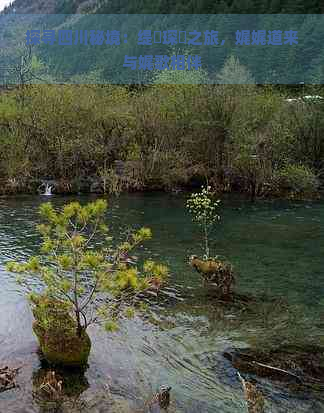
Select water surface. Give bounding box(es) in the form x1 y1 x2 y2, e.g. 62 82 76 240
0 193 323 412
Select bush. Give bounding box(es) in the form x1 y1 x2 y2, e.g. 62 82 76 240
270 164 319 197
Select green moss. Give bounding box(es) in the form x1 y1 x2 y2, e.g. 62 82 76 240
32 296 91 367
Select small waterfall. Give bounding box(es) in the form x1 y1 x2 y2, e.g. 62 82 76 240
43 184 52 196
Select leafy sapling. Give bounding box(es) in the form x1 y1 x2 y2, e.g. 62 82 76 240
186 185 220 259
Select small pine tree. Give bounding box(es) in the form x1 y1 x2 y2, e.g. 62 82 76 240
7 199 169 336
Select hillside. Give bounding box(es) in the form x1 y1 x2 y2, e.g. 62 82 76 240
0 1 324 86
3 0 324 14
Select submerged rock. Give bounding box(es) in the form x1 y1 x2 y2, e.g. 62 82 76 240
224 344 324 389
33 369 63 405
32 366 90 412
0 366 20 393
32 296 91 367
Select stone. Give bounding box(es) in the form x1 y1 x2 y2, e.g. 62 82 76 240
189 255 235 296
224 344 324 387
31 296 91 368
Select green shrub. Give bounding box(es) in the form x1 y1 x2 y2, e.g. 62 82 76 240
271 164 318 197
7 199 169 337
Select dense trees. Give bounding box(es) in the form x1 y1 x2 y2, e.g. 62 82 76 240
2 3 324 86
3 0 324 14
0 78 322 198
94 0 324 14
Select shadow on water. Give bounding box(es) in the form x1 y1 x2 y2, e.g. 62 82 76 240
0 193 324 411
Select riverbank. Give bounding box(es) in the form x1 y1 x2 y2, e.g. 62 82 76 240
0 175 321 202
0 84 322 202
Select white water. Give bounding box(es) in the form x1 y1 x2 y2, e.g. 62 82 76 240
42 184 52 196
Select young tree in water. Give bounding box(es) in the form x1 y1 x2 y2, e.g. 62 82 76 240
7 199 169 336
186 186 220 258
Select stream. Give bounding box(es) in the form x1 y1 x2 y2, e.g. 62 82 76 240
0 192 323 412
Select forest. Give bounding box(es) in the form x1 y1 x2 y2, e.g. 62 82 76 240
0 79 323 200
4 0 323 15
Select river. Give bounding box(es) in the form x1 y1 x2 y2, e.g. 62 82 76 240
0 193 323 412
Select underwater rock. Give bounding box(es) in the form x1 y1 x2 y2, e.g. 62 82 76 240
33 369 63 403
32 365 91 412
32 296 91 367
0 366 20 393
224 344 324 389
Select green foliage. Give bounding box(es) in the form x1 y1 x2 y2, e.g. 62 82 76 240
216 55 256 85
187 186 220 226
6 199 169 336
271 164 318 198
0 83 322 200
98 166 121 195
153 48 209 85
187 185 221 258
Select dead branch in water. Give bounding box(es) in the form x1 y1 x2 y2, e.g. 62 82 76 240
238 371 265 413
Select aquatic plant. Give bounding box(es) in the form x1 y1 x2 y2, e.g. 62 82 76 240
6 199 169 364
186 185 220 258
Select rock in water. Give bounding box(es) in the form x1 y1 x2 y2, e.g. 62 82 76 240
189 255 235 296
0 366 20 392
32 296 91 367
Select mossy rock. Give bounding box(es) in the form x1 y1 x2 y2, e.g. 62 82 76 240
189 255 235 296
31 296 91 367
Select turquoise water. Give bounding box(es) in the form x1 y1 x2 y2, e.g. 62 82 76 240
0 193 323 412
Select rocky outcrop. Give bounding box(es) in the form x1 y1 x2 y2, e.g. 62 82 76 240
31 296 91 368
